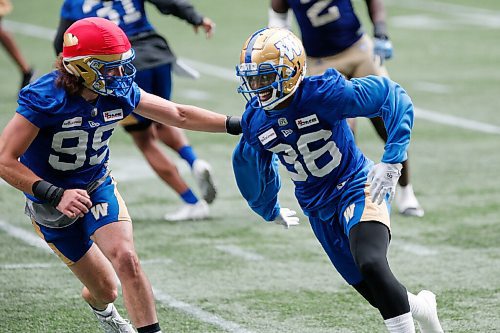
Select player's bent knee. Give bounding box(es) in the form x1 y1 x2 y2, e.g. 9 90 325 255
355 256 388 279
113 249 142 278
96 288 119 304
82 284 118 304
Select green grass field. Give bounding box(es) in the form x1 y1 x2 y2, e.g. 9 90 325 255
1 0 499 332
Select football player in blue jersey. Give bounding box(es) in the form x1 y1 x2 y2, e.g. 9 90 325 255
232 28 443 333
269 0 424 218
0 18 241 333
0 0 34 91
54 0 218 221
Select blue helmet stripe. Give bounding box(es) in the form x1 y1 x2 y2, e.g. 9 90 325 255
244 28 268 63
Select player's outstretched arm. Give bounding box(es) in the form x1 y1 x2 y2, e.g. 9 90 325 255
135 89 241 134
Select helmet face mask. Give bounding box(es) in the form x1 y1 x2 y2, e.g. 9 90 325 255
63 49 136 97
62 17 136 97
236 28 306 110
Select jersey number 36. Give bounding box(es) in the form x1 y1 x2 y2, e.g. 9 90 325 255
269 129 342 181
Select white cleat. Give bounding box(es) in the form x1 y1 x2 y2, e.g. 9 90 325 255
395 184 425 217
192 159 217 204
93 304 136 333
415 290 444 333
164 200 209 221
193 159 217 204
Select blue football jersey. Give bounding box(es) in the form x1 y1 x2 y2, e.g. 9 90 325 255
232 69 413 221
61 0 154 37
17 71 141 197
286 0 363 57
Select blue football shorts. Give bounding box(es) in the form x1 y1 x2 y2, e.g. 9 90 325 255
308 179 391 285
31 176 131 265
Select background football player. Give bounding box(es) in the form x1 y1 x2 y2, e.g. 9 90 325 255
232 28 443 333
0 0 33 91
268 0 424 218
0 18 240 333
54 0 218 221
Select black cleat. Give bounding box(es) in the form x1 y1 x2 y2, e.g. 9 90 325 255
20 68 34 90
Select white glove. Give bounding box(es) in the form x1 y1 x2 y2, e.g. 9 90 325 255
373 37 393 64
368 162 402 205
273 208 300 229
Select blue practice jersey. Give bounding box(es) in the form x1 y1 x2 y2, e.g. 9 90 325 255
17 71 141 198
61 0 154 36
287 0 363 57
232 69 413 221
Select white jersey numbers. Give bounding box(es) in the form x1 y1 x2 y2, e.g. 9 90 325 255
49 123 117 171
83 0 141 25
301 0 340 28
269 129 342 181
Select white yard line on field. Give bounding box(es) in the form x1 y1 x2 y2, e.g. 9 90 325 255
415 107 500 134
215 244 265 261
0 258 172 270
391 239 438 256
0 220 51 251
0 262 63 269
0 220 252 333
385 0 500 28
5 19 500 135
153 288 253 333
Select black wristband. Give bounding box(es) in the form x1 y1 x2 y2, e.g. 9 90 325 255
373 22 389 39
32 180 65 207
226 115 242 135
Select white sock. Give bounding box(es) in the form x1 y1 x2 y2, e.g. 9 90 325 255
384 312 416 333
92 303 113 317
408 291 444 333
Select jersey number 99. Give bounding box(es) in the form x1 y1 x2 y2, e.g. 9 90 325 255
48 123 116 171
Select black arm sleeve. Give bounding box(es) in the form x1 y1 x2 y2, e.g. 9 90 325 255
148 0 204 26
53 18 76 55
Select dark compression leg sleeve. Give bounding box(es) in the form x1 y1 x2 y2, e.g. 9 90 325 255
349 221 410 319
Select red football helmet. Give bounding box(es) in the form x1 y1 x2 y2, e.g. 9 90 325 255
62 17 136 97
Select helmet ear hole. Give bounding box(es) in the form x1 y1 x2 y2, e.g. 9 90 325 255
63 62 80 77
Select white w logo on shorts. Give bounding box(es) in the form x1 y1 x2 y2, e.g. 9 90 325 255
91 203 109 220
344 204 355 223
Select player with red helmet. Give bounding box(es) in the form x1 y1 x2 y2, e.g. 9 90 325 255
0 17 241 333
54 0 219 221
